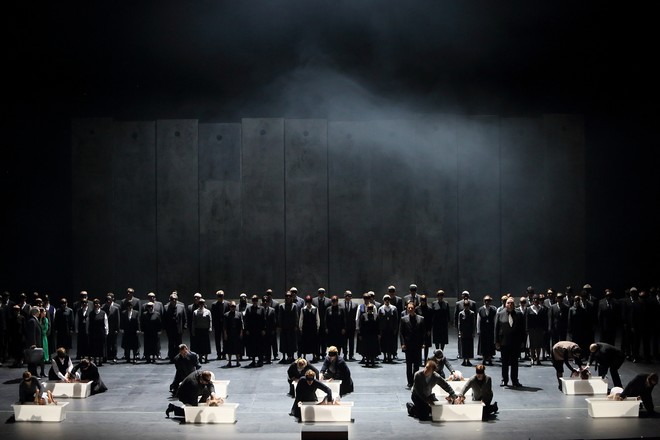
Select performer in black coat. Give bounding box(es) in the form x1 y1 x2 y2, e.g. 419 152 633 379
319 346 354 395
243 295 265 367
286 357 319 396
140 302 162 363
477 296 497 366
170 344 201 395
24 307 43 376
163 293 187 361
223 302 244 367
458 299 476 366
454 291 477 358
278 293 299 364
101 294 121 364
325 296 347 357
48 347 74 381
75 299 91 360
312 288 332 359
618 373 658 415
495 297 525 387
120 302 140 363
262 297 277 364
358 305 380 367
340 291 357 360
378 295 399 363
416 296 433 361
290 369 333 420
400 301 426 388
54 298 74 351
88 299 108 365
549 292 570 345
431 290 450 351
211 290 229 360
568 295 592 359
598 289 620 345
588 342 625 388
166 370 221 418
299 297 320 362
70 358 107 395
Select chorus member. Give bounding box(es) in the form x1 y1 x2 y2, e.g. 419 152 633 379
495 297 524 387
400 301 426 389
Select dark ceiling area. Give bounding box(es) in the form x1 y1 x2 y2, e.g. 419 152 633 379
3 1 659 295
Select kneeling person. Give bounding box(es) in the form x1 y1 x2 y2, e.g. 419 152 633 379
290 370 333 420
19 371 57 405
166 370 223 418
457 364 498 420
408 359 460 421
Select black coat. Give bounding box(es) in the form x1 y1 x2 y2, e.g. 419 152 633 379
495 308 525 349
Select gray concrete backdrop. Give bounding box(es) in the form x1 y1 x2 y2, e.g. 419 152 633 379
71 115 585 304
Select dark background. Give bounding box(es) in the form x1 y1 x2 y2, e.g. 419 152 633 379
3 1 659 301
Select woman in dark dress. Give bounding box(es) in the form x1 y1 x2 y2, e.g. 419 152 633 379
223 302 244 368
358 304 380 367
458 300 476 366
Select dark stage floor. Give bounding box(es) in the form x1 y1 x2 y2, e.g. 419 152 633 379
1 335 659 440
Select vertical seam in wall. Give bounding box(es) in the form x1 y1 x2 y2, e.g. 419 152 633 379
155 120 159 297
197 121 201 294
455 121 460 299
283 119 287 294
326 121 330 295
498 118 503 295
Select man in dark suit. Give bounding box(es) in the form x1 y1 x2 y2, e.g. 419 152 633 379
211 290 229 360
403 284 420 309
495 297 524 387
102 294 121 364
312 288 332 358
170 343 200 396
166 370 221 418
54 298 75 351
549 292 570 346
454 290 477 358
400 301 426 389
290 369 333 420
340 291 357 360
74 294 91 360
589 342 625 388
24 307 43 376
163 293 187 361
598 289 620 345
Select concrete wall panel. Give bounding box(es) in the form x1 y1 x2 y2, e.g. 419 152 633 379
543 114 586 290
413 115 459 296
111 121 157 296
199 123 242 296
241 118 285 294
500 117 545 295
456 116 501 298
285 119 329 294
328 121 373 294
71 118 115 295
156 120 199 302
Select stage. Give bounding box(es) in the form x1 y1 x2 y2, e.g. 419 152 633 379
1 335 658 440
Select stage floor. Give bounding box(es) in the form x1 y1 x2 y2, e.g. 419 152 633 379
1 336 658 440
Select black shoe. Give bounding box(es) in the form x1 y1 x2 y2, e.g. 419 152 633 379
406 384 412 390
278 358 288 364
166 404 174 418
512 382 522 388
492 402 498 413
465 361 473 366
406 402 415 416
500 380 507 387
